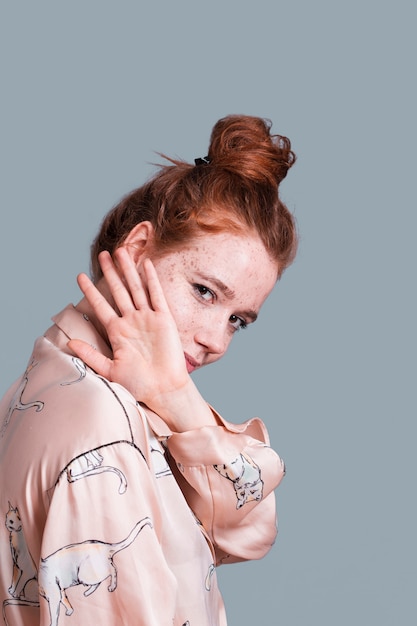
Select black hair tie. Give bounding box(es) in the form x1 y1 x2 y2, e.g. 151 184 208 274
194 156 210 166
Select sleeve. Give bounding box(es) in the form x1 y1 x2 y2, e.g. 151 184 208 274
38 441 180 626
165 408 286 565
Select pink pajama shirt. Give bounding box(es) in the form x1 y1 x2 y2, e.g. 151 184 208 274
0 305 285 626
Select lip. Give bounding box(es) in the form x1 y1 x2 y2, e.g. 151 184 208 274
184 353 200 373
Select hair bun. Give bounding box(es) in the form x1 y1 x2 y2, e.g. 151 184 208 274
207 114 295 186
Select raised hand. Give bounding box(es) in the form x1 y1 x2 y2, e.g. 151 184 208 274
69 248 188 405
68 248 215 431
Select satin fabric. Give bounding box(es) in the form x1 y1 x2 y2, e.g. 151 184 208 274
0 305 285 626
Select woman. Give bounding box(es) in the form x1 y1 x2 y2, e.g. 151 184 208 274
0 114 297 625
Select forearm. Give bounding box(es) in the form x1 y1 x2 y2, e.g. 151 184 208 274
145 378 218 432
165 413 285 562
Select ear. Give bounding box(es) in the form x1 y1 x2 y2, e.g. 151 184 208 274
121 222 155 266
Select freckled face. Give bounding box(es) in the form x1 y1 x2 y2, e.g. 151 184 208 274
149 232 278 372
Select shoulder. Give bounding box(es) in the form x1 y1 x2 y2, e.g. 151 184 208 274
15 335 143 450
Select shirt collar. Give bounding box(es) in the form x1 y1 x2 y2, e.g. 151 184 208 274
45 304 113 359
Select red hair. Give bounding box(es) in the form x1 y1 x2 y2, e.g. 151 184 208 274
91 114 297 281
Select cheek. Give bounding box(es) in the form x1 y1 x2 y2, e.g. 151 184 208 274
162 284 198 335
172 302 199 336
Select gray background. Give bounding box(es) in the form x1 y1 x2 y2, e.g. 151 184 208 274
1 2 415 624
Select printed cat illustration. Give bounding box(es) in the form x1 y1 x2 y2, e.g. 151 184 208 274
214 452 264 509
2 503 40 625
1 360 44 437
150 444 172 478
4 503 38 600
60 357 87 386
204 564 215 591
38 517 152 626
66 450 128 494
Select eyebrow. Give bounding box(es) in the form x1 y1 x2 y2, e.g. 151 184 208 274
198 272 258 322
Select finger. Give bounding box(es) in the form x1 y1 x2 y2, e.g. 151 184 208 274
114 247 151 310
76 272 118 327
142 258 170 312
98 251 138 314
68 339 113 379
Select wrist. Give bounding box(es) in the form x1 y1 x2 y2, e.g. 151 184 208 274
146 379 217 432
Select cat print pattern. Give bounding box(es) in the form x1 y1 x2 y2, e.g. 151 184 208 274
38 517 152 626
4 503 38 600
2 503 40 626
66 450 128 494
0 361 44 438
59 357 87 386
213 452 264 509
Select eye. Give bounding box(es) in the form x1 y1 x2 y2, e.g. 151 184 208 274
229 314 247 331
193 284 215 302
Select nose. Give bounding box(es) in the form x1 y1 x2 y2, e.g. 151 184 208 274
194 322 231 359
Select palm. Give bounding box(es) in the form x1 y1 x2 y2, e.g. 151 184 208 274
69 250 189 410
